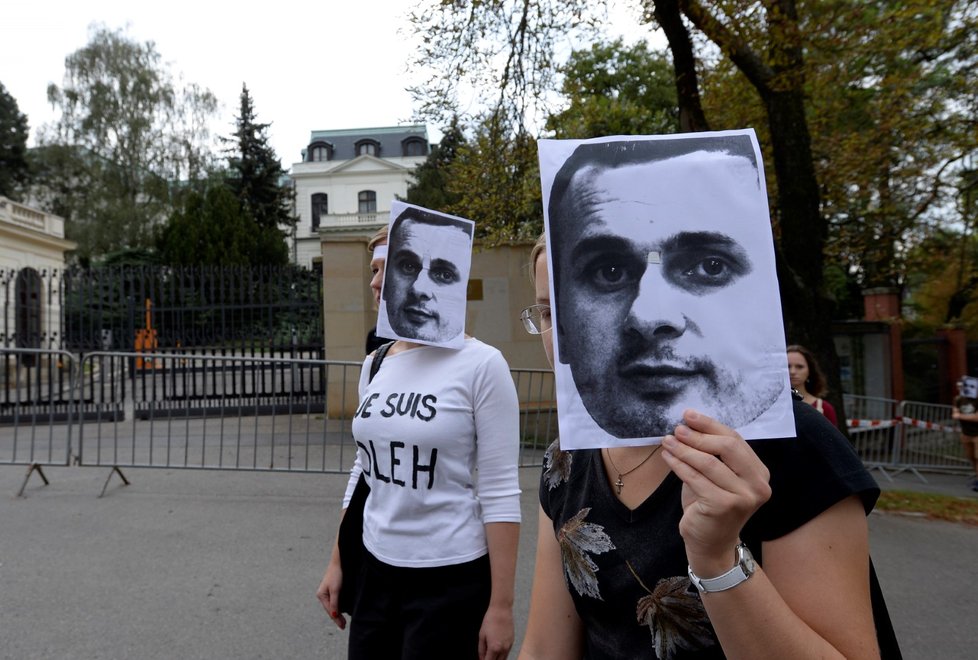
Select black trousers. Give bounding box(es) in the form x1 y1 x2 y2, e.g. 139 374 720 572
348 551 491 660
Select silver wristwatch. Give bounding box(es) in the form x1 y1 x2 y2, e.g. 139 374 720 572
688 542 756 593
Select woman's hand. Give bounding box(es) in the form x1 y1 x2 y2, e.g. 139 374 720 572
660 409 772 576
316 555 347 630
479 603 515 660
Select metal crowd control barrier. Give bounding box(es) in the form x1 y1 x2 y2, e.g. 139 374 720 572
3 350 558 496
5 347 972 495
511 368 557 467
896 400 964 478
844 395 901 478
844 394 971 483
0 348 77 495
74 351 362 494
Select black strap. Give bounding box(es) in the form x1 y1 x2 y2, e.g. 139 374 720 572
368 341 395 383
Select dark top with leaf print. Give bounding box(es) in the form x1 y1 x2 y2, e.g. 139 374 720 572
540 400 880 660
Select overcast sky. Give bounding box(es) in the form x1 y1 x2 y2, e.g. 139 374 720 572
3 1 657 169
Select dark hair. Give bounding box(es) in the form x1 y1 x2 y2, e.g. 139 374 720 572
547 134 760 298
786 344 828 398
389 206 473 244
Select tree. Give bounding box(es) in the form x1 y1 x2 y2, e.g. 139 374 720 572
157 183 267 266
444 114 542 244
224 84 294 239
406 0 852 417
404 117 467 211
546 38 679 138
33 25 218 260
0 82 30 199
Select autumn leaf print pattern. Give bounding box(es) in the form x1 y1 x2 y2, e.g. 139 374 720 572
633 573 715 659
558 507 615 600
542 438 571 490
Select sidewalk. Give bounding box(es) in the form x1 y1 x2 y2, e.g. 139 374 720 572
873 466 978 499
1 464 975 659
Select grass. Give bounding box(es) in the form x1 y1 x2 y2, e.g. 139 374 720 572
876 489 978 526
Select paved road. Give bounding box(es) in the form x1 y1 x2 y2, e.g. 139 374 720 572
1 465 975 659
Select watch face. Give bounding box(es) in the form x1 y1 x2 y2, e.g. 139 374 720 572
962 404 976 414
739 544 756 575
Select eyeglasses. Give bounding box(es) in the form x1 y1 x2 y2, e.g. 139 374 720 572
520 304 552 335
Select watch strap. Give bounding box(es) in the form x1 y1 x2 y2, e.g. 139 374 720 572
688 543 755 593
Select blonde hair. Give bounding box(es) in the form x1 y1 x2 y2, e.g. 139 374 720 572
367 225 388 252
529 232 546 283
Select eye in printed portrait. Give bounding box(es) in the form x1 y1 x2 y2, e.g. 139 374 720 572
538 129 795 449
376 201 475 349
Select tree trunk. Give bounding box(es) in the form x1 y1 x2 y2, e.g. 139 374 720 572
654 0 850 431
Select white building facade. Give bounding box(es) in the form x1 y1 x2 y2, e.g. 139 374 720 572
288 125 430 268
0 197 76 349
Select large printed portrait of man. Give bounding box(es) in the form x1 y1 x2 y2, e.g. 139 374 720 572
376 201 475 349
539 129 795 449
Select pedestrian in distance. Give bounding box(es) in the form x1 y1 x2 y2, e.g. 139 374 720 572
786 343 839 426
952 376 978 492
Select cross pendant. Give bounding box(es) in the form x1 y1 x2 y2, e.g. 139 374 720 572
615 476 624 494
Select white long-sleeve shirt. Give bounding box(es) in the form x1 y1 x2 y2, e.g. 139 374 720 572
343 338 521 568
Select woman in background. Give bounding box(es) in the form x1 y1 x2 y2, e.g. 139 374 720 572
786 344 838 426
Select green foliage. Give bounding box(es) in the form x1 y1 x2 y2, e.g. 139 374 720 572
224 84 294 235
800 0 978 292
157 182 287 267
31 25 218 261
0 82 30 199
407 38 678 244
447 115 543 244
546 39 679 138
405 117 467 211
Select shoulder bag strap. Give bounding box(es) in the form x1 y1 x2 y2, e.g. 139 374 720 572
368 341 395 383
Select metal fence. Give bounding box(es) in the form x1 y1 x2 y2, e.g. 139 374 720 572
4 348 970 495
1 348 556 495
845 394 971 482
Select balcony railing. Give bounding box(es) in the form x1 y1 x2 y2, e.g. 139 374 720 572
319 212 385 229
0 197 67 238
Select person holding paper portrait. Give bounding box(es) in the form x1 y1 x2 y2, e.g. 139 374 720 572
547 135 789 444
952 376 978 491
382 207 473 345
317 205 521 660
518 132 900 660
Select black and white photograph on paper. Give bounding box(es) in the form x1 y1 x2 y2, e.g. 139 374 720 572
539 129 796 450
376 201 475 349
963 376 978 399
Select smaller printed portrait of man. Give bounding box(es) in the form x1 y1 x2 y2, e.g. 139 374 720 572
376 201 475 349
962 376 978 400
539 129 796 449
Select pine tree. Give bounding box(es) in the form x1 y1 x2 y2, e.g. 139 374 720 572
0 82 31 199
404 117 466 211
224 84 294 240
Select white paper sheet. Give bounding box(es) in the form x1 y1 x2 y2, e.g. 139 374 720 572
376 201 475 349
538 129 796 449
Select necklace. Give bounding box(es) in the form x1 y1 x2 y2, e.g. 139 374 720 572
604 445 661 495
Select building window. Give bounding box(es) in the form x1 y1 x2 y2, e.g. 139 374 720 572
311 193 328 230
307 141 333 162
358 190 377 214
355 140 380 157
402 137 427 157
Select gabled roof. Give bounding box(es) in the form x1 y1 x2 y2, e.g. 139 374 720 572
304 125 429 161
